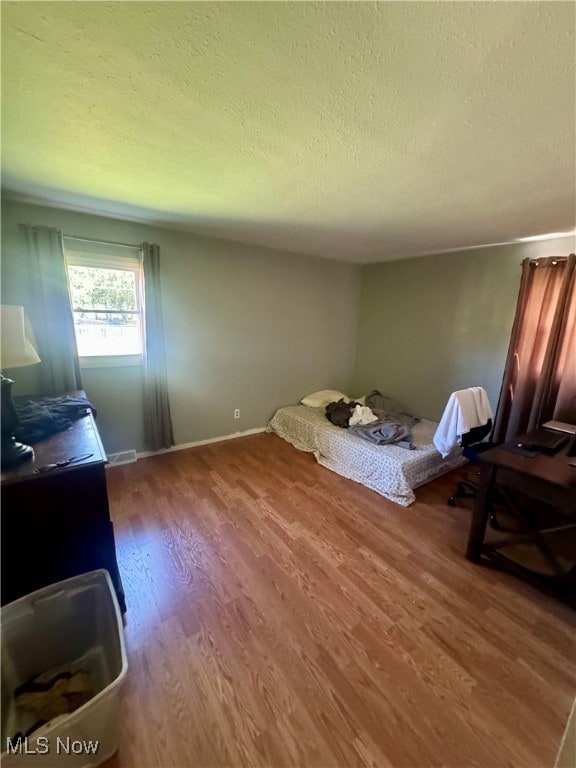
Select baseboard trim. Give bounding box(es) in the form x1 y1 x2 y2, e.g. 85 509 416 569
136 426 267 460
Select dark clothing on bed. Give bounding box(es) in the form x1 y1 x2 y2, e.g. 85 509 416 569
349 420 414 449
365 390 419 428
325 399 360 428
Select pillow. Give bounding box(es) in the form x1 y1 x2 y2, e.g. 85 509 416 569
301 389 351 408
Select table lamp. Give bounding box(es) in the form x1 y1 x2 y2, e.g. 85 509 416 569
1 305 41 468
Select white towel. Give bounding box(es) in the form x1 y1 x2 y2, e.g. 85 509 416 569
433 387 493 458
470 386 493 427
349 404 379 426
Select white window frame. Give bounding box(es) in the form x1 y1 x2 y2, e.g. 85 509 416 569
65 249 145 369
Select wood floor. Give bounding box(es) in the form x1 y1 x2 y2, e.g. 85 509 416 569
103 433 575 768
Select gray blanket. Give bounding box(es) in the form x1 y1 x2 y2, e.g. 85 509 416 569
349 420 414 449
365 390 419 428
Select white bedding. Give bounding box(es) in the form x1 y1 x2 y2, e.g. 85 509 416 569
267 405 466 506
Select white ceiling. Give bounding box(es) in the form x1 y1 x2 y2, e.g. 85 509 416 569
2 2 575 264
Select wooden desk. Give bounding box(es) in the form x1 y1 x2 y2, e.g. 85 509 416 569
466 436 576 603
1 398 126 611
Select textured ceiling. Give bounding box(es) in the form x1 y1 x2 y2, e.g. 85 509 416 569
2 2 575 263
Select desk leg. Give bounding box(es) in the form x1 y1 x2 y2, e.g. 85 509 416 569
466 464 494 562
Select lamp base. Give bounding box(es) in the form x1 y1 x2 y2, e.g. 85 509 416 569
1 436 34 469
1 374 34 469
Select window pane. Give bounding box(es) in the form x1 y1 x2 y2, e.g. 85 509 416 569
73 311 143 356
68 266 137 312
67 263 143 358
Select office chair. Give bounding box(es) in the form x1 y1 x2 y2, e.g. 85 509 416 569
447 419 500 520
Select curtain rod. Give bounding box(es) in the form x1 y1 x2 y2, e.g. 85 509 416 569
64 234 142 249
527 255 569 265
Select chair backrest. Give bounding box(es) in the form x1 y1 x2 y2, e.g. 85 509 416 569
461 418 493 448
433 387 494 458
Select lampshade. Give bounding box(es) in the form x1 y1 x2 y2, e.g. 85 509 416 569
0 305 41 369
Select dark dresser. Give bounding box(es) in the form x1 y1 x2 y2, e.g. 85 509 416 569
1 394 126 611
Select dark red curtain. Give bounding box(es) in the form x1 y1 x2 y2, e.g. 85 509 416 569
493 253 576 442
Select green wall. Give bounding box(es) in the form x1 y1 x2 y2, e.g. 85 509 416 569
3 197 573 453
352 236 576 421
1 200 361 453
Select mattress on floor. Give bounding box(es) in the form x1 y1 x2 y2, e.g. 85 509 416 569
267 405 466 507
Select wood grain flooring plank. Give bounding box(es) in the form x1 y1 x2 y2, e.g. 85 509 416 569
104 433 575 768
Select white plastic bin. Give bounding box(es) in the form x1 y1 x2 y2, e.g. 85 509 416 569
1 570 127 768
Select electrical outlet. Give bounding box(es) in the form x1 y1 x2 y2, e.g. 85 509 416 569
234 409 240 419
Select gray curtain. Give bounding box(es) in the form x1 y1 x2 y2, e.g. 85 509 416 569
142 243 174 450
22 224 82 394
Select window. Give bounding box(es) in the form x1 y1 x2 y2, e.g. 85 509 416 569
64 238 144 367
